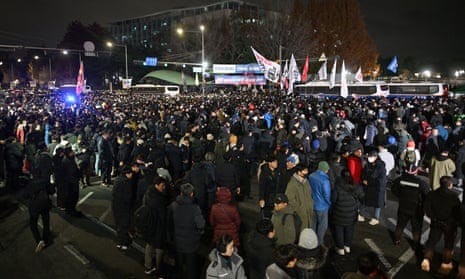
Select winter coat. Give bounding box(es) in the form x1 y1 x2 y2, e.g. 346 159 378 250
4 141 23 171
143 186 167 248
347 155 363 184
429 155 456 190
424 187 460 226
266 263 292 279
361 159 387 208
169 195 205 253
391 173 429 216
455 144 465 180
271 205 298 246
331 181 363 226
246 232 275 279
165 142 183 180
296 246 328 279
285 174 314 229
259 164 281 207
112 175 134 222
98 136 113 163
215 161 240 191
186 163 210 211
210 188 241 247
206 249 247 279
24 176 54 213
308 170 331 211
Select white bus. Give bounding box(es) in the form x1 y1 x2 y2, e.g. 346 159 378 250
387 82 449 98
294 81 389 98
130 84 180 97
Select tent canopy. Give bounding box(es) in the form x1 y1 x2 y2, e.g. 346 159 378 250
140 70 197 86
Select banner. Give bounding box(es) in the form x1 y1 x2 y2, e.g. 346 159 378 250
318 61 327 80
122 79 132 89
213 64 263 74
280 60 289 90
301 55 309 82
355 66 363 83
387 56 398 74
214 75 266 85
287 54 301 94
340 60 348 98
76 61 84 95
329 59 337 89
251 47 281 83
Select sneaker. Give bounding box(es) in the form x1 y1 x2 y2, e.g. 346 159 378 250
35 240 46 253
336 248 345 256
344 246 351 254
116 245 128 251
358 215 365 222
421 259 430 272
368 218 379 225
144 267 157 275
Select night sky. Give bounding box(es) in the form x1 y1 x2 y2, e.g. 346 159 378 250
1 0 465 64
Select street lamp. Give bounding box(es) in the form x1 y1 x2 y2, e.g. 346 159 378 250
177 25 206 95
107 41 128 79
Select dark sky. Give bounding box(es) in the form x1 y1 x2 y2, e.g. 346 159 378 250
1 0 464 63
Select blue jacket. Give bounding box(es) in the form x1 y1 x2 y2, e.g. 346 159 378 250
308 170 331 211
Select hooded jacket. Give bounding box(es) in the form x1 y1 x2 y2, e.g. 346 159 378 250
206 249 246 279
210 188 241 247
429 154 456 190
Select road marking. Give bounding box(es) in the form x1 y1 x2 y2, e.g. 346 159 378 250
64 244 90 265
389 248 415 277
99 206 112 222
364 238 392 270
77 192 94 206
388 218 413 239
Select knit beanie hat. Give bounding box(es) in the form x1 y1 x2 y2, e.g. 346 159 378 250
298 228 318 250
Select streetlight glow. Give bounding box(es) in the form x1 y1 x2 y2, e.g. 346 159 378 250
107 41 128 79
17 58 21 63
176 28 183 35
34 55 39 60
62 50 68 55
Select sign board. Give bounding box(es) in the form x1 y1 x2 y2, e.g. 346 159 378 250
214 75 266 85
213 64 263 74
29 80 37 88
145 57 158 67
122 79 132 89
193 67 202 73
83 41 96 57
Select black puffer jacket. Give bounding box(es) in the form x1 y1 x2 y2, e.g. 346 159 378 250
331 180 364 226
246 231 275 279
143 186 168 248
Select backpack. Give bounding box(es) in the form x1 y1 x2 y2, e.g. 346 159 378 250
135 195 156 236
404 149 416 167
282 212 302 244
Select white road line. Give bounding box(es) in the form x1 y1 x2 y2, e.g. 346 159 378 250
99 206 112 222
77 192 94 206
64 244 90 265
389 248 415 277
388 218 413 239
364 238 393 270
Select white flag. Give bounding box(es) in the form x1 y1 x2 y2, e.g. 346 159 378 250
318 61 328 80
280 60 289 90
355 66 363 83
251 47 281 83
329 59 337 89
341 60 348 98
287 54 301 94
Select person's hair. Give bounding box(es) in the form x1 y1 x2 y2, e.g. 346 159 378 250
273 244 299 268
340 168 354 185
180 183 195 196
153 176 167 186
357 252 380 275
294 164 308 173
216 234 233 254
256 219 274 235
330 152 341 162
440 176 453 188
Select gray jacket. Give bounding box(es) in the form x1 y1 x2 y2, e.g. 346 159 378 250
206 249 247 279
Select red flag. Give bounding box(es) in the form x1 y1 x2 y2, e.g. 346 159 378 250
301 55 309 82
76 61 84 95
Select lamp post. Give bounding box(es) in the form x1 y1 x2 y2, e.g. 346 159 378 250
177 25 206 95
107 41 128 79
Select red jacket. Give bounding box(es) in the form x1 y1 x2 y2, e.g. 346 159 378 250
209 188 241 247
347 155 363 184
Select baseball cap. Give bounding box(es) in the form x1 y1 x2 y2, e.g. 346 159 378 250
274 193 289 204
286 154 300 165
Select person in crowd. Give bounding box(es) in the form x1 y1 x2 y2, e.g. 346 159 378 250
210 187 242 249
429 149 456 190
98 129 114 186
271 193 300 246
308 161 331 246
424 127 446 167
259 154 281 219
278 153 299 193
331 169 364 256
341 251 391 279
327 153 343 189
361 150 387 225
295 228 328 279
421 176 461 274
391 165 430 248
285 164 314 230
4 136 24 191
399 139 421 169
346 147 363 221
168 183 205 279
186 153 211 217
246 219 275 279
112 166 134 251
377 142 395 178
140 176 168 276
62 146 81 216
215 151 240 196
206 234 247 279
265 244 300 279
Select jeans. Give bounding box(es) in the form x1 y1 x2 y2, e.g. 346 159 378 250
311 210 329 246
333 224 355 249
145 244 163 270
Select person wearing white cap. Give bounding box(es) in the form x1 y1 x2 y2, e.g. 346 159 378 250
295 228 328 278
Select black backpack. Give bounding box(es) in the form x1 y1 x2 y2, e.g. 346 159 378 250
282 211 302 244
135 194 156 236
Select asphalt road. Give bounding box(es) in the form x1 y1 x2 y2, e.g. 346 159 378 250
0 174 462 279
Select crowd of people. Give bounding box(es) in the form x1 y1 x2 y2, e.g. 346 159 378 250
2 88 465 278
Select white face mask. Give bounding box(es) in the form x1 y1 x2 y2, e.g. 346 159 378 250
367 157 376 163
